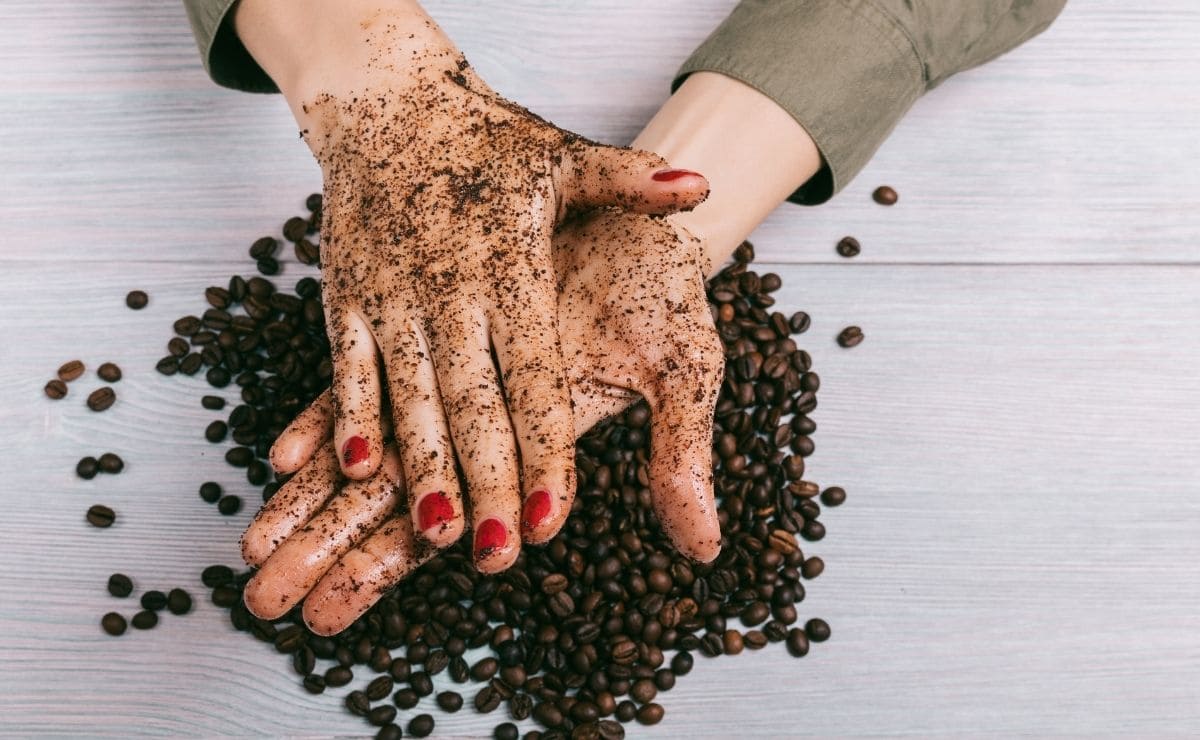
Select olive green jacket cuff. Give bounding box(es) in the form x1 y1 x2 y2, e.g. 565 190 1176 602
184 0 277 93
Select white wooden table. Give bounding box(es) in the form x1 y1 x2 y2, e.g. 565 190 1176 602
2 1 1199 736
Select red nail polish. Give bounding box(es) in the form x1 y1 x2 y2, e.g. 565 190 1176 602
417 492 454 533
342 435 369 466
474 518 507 560
522 490 553 531
652 168 702 182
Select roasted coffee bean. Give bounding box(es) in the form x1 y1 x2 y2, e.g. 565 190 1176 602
256 257 280 276
744 630 768 650
495 722 519 740
101 612 127 636
636 703 665 726
436 690 463 712
836 325 864 348
345 690 370 717
224 446 253 467
206 367 231 388
167 588 192 615
249 237 278 260
131 610 158 630
44 379 68 399
97 362 122 382
174 315 202 336
211 585 238 608
58 360 85 382
302 674 325 694
140 590 167 611
630 679 657 704
805 618 831 642
125 290 148 309
217 495 242 516
98 453 124 474
393 688 419 709
86 387 116 412
368 705 397 727
324 665 353 687
76 456 99 480
107 573 133 598
282 216 308 242
836 236 861 258
295 239 319 265
789 311 811 333
802 557 825 579
820 486 846 507
722 629 744 655
86 504 115 528
155 356 179 376
407 714 435 738
201 564 233 587
786 628 810 657
873 185 898 205
201 395 225 410
474 685 501 713
204 420 227 443
199 481 222 504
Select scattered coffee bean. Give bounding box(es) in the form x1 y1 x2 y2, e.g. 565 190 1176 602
820 486 846 507
86 387 116 412
107 573 133 598
125 290 148 309
201 395 226 410
249 237 279 260
495 722 519 740
58 359 85 382
98 453 124 474
131 610 158 630
155 356 179 376
217 495 242 516
303 674 326 694
76 456 99 480
408 714 435 738
805 618 831 642
141 590 167 611
836 325 864 348
45 379 68 399
199 481 222 504
97 362 122 382
167 588 192 615
802 557 825 579
325 665 353 687
368 705 397 727
205 420 228 443
873 185 898 205
86 504 115 528
101 612 127 636
436 691 463 712
200 564 234 588
636 703 665 726
786 628 810 657
836 236 861 258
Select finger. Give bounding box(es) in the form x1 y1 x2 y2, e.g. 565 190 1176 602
430 312 520 572
640 332 725 564
269 389 334 475
242 450 403 620
490 302 576 545
328 308 385 479
241 443 341 567
302 515 437 636
561 141 710 215
378 322 464 548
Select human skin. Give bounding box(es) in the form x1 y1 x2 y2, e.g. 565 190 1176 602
233 0 711 573
241 68 823 634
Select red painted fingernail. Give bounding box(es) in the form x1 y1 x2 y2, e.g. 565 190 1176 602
341 435 369 466
474 518 507 560
417 492 454 533
652 168 702 182
522 490 553 531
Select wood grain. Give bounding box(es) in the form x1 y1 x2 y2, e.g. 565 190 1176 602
1 0 1199 736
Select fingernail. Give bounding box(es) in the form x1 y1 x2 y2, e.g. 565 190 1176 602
474 518 507 560
522 490 553 532
417 491 454 533
341 435 369 466
652 168 702 182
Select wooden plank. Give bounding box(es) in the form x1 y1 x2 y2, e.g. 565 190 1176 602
1 262 1198 735
0 1 1197 265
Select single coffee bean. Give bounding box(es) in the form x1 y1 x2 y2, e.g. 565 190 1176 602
173 315 202 336
722 629 744 655
805 618 831 642
305 193 323 212
205 420 228 443
86 387 116 412
45 379 68 399
820 486 846 507
86 504 115 528
178 353 203 376
201 395 225 410
836 236 861 258
629 679 657 704
836 325 864 348
376 725 401 740
302 674 326 694
206 367 231 388
155 356 179 376
217 495 242 516
410 670 434 697
201 564 234 588
436 690 463 712
669 651 693 676
282 216 308 242
324 665 353 687
249 237 278 260
789 311 811 333
786 627 810 657
407 714 435 738
141 590 167 611
495 722 519 740
98 453 124 474
167 337 189 357
366 675 394 701
199 481 222 504
636 703 665 726
76 456 99 480
167 588 192 615
345 690 370 717
101 612 127 636
106 573 133 598
368 705 397 728
97 362 122 382
393 688 419 709
256 257 280 276
224 447 253 467
873 185 898 205
802 556 825 579
125 290 148 309
131 610 158 630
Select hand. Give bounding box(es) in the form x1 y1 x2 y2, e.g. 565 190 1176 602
243 211 725 635
243 3 710 573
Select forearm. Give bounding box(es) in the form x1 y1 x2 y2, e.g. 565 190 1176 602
633 72 822 272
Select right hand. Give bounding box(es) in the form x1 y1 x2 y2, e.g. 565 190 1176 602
245 212 725 635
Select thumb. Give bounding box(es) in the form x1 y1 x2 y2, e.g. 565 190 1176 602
640 352 724 564
561 141 709 215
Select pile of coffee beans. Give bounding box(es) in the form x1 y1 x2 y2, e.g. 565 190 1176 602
158 197 844 739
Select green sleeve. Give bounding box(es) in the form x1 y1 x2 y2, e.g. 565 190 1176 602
183 0 278 93
674 0 1068 204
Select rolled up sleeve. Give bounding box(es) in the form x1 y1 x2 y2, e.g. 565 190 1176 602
183 0 278 93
